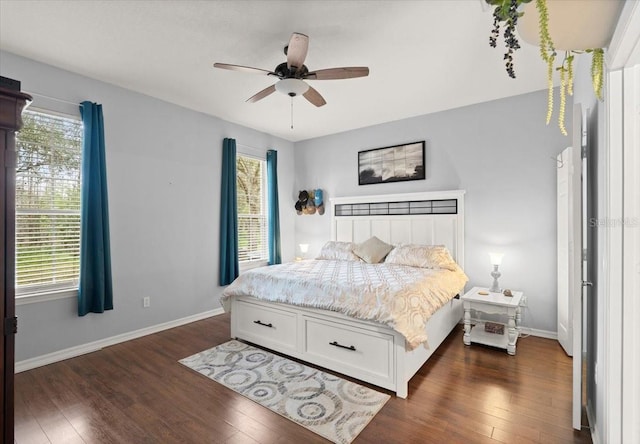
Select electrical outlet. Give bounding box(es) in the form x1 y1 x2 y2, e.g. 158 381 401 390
520 295 528 307
143 296 150 308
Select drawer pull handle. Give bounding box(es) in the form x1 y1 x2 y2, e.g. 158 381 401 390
253 320 273 328
329 341 356 351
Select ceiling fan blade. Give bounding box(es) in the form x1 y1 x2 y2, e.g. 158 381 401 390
214 63 274 76
305 67 369 80
286 32 309 72
303 86 326 107
246 84 277 103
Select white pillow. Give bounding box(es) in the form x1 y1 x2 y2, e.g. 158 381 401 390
352 236 393 264
385 244 458 271
316 241 361 261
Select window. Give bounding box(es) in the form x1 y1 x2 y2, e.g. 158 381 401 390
236 154 268 265
15 109 82 295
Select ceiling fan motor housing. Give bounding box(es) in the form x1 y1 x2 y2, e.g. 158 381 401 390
274 62 308 79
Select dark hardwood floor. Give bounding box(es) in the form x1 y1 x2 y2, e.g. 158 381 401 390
14 314 592 443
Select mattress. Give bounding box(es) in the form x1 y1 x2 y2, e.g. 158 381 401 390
221 259 468 349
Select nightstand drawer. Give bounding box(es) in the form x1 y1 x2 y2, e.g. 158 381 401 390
463 301 515 315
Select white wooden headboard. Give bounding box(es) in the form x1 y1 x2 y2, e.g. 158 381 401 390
330 190 465 267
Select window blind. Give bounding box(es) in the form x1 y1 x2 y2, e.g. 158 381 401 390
15 110 82 294
236 154 268 263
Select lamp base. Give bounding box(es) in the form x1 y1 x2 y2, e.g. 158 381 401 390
489 266 501 293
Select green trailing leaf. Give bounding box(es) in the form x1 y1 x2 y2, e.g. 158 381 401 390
566 53 574 96
545 58 554 125
489 0 528 78
591 48 604 101
536 0 556 125
558 56 568 136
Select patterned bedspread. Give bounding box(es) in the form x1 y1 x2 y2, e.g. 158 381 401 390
221 260 468 349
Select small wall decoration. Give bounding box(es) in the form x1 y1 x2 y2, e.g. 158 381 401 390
358 141 425 185
295 189 325 215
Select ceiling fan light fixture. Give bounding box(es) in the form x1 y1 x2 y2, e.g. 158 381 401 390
214 32 368 108
275 78 309 97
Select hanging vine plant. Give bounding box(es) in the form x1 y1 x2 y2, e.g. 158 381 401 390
535 0 556 126
487 0 606 136
487 0 533 78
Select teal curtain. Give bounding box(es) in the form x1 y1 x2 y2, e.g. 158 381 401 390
219 138 239 285
266 149 281 265
78 101 113 316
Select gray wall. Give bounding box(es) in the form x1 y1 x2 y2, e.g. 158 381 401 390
2 49 573 361
294 89 571 333
1 51 297 361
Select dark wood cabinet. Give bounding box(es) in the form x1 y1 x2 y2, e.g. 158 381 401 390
0 85 31 444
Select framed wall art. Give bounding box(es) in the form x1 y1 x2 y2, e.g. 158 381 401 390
358 141 425 185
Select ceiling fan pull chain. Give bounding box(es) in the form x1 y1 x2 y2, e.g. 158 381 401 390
290 96 294 130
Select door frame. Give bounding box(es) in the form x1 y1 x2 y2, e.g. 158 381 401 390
620 61 640 444
601 2 640 442
572 104 586 431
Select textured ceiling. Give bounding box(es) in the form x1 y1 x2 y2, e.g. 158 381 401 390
0 0 554 142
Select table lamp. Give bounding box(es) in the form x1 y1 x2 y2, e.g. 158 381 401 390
489 252 504 293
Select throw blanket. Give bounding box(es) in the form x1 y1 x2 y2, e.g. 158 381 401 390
221 260 468 349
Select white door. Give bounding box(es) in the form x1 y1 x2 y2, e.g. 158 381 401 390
557 104 585 430
557 142 581 360
557 146 573 355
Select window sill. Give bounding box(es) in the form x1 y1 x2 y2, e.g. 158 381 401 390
16 288 77 306
239 260 269 274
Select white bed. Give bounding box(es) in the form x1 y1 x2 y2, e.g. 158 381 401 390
227 190 466 398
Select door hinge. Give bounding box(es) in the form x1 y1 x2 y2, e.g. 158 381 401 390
583 249 589 261
581 145 588 159
4 316 18 336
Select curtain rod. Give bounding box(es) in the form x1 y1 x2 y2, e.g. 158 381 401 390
237 142 274 154
237 142 265 150
26 91 83 107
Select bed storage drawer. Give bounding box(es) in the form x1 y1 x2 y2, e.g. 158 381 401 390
233 300 297 352
303 317 395 387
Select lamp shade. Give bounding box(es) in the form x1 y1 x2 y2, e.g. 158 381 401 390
299 243 309 254
489 252 504 266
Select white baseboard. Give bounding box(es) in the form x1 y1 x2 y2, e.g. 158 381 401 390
522 327 557 340
15 308 225 373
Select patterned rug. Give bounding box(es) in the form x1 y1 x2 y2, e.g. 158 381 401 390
179 340 390 444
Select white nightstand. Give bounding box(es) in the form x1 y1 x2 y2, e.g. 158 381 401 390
461 286 524 355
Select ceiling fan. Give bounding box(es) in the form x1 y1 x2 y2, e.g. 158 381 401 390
213 32 369 107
